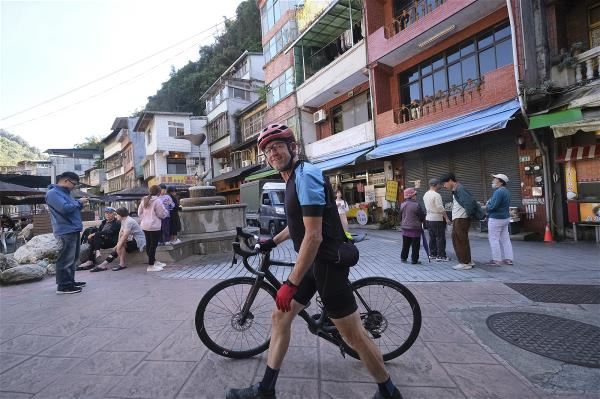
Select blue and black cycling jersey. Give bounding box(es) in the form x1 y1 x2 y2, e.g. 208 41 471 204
285 160 345 262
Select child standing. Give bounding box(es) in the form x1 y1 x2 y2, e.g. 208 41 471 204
400 187 425 265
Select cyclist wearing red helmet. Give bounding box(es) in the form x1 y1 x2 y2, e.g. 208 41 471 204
227 124 402 399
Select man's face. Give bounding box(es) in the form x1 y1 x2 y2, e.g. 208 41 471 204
105 212 115 221
442 181 453 190
264 141 294 172
115 214 123 221
62 178 78 192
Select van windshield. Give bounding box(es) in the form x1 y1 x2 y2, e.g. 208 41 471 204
271 191 285 205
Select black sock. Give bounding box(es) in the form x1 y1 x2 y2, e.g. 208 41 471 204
259 365 279 392
378 376 397 397
105 255 115 263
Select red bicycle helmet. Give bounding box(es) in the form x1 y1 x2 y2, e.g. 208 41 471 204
257 123 295 152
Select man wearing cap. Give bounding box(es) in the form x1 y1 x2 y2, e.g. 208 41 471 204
77 207 121 270
423 178 451 262
484 174 514 266
45 171 89 294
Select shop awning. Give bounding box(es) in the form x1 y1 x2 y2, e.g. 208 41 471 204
312 143 373 171
556 145 598 163
366 99 520 160
551 118 600 138
529 108 583 130
210 164 261 183
245 167 279 182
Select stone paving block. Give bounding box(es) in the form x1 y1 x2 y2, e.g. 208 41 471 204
145 322 207 362
262 377 320 399
321 381 376 399
40 327 127 358
177 353 263 398
419 317 476 344
28 310 111 337
443 363 539 399
425 342 499 364
0 323 39 343
91 310 152 329
0 334 64 355
397 386 467 399
319 339 372 382
290 320 319 347
0 356 80 394
31 374 116 399
0 352 30 374
385 343 456 388
278 347 319 379
0 392 32 399
74 351 148 376
104 319 183 352
108 360 196 399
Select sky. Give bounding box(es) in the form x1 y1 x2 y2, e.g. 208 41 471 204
0 0 243 152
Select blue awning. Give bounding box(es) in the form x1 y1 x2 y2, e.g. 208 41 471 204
312 142 373 171
366 99 521 160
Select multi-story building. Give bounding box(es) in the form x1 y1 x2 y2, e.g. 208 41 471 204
80 166 106 192
359 0 529 226
289 0 377 207
44 148 102 182
518 0 600 239
200 51 265 189
134 112 208 188
101 117 146 194
12 160 53 176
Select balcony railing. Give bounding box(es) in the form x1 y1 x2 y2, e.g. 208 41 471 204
384 0 446 39
574 46 600 83
394 77 484 124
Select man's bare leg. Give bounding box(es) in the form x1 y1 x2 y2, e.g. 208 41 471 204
115 246 126 267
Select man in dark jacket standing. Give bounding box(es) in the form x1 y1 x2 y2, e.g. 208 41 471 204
440 173 484 270
400 187 425 265
45 172 88 294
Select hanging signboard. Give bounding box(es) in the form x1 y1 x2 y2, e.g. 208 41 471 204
365 185 376 203
385 180 398 202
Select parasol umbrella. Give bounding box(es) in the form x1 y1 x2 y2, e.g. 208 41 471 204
0 182 43 197
421 228 431 263
110 186 149 198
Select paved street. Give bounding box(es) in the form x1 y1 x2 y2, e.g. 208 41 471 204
0 230 599 398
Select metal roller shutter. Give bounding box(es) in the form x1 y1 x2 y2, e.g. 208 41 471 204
404 153 426 200
424 150 453 206
481 133 522 207
450 139 486 204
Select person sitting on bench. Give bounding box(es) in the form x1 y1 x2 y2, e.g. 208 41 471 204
90 207 146 272
77 207 121 270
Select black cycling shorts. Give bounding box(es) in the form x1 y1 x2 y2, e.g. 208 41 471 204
293 260 357 319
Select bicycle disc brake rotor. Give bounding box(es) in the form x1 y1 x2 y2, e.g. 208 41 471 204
363 311 388 336
231 312 254 331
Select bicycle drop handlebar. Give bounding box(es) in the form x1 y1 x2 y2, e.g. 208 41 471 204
232 227 268 277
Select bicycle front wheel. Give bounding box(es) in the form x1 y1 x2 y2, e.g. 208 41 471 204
195 277 276 359
347 277 421 361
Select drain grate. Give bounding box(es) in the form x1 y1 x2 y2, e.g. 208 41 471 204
487 312 600 368
505 283 600 304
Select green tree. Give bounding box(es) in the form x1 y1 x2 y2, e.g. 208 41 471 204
0 129 45 166
143 0 262 115
74 135 103 150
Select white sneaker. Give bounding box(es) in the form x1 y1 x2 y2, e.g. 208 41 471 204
154 261 166 267
147 265 164 272
452 263 473 270
468 260 476 266
170 239 182 245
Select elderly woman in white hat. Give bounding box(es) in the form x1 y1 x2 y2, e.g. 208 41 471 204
484 173 513 266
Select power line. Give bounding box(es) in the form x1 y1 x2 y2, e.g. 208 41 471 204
2 28 221 130
1 18 231 122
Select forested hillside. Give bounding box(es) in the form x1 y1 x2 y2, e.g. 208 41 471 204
0 130 45 166
143 0 262 115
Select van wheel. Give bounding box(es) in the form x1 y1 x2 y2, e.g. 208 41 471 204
269 222 277 237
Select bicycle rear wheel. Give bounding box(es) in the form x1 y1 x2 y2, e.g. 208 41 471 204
345 277 421 361
195 277 276 359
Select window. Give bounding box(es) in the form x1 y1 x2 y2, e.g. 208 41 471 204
398 22 513 106
207 113 229 143
205 86 229 113
331 91 372 134
233 61 248 79
261 0 299 35
263 20 298 64
74 164 82 171
242 108 266 141
267 67 295 106
232 87 251 101
168 121 185 137
590 4 600 48
167 157 187 174
147 130 152 145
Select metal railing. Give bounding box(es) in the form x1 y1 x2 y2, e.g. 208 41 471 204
394 77 484 124
384 0 446 39
574 46 600 82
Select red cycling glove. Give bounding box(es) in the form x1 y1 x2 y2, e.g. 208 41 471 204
275 280 298 312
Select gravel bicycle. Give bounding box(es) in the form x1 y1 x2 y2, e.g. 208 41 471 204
195 227 421 361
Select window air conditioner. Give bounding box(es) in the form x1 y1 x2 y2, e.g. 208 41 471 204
313 109 327 124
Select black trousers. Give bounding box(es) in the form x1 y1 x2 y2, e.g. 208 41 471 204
87 234 117 262
144 230 161 265
401 235 420 263
427 221 447 258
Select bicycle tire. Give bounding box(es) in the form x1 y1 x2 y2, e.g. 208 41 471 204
195 277 276 359
343 277 421 362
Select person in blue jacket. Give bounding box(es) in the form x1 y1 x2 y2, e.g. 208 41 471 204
484 173 513 266
45 172 89 294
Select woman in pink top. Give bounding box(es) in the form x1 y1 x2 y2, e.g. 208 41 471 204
137 185 168 270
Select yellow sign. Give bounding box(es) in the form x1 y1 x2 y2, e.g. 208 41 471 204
385 180 398 202
564 162 578 200
579 202 600 222
148 175 196 187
